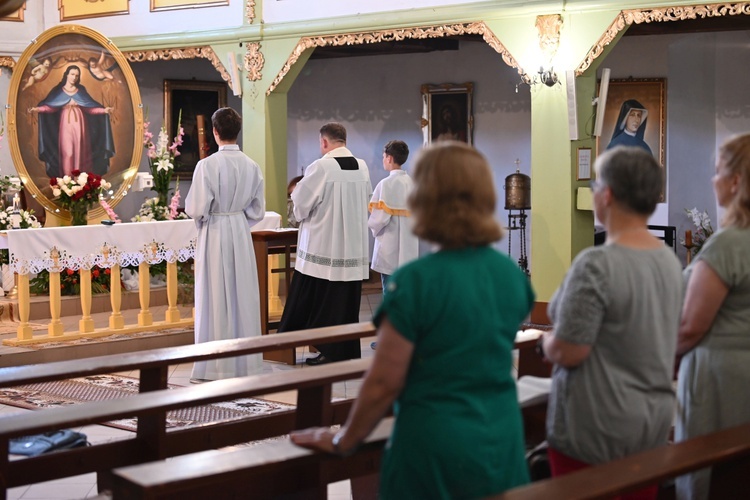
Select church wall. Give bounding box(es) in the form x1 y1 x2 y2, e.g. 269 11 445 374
600 31 750 263
287 40 532 259
0 68 10 178
2 1 749 271
262 0 480 24
115 58 241 221
41 1 245 41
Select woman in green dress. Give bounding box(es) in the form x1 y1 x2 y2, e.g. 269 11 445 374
291 141 534 499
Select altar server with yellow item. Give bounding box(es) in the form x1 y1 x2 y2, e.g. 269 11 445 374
368 140 419 294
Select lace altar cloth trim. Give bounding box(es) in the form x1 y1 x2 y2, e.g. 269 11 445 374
6 220 197 274
2 213 281 274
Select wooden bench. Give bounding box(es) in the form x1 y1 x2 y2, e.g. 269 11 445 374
0 323 377 498
0 321 375 391
493 421 750 499
0 323 544 498
111 418 395 499
108 418 750 499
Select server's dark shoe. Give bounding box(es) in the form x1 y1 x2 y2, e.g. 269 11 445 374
305 354 331 366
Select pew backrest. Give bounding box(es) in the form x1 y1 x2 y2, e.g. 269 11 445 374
0 321 376 391
110 418 395 499
0 324 374 498
494 421 750 499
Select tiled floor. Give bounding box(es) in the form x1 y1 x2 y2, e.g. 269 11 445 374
0 293 382 500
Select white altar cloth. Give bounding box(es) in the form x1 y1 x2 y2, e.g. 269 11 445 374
0 212 281 274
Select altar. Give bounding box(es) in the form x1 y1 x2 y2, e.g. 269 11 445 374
0 213 282 346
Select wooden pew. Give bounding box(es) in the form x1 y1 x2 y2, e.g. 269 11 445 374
0 324 543 497
0 321 376 391
492 421 750 499
108 419 750 500
0 323 377 498
111 418 394 499
0 359 370 497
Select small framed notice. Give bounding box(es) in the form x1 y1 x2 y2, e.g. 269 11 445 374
577 147 592 181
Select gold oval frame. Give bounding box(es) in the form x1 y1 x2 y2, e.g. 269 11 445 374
6 24 143 223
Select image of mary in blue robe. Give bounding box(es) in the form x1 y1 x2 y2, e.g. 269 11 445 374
606 99 653 155
35 65 115 178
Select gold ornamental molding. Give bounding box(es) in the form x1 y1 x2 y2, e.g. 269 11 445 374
244 42 264 81
246 0 255 24
267 21 522 95
124 46 231 86
0 56 15 69
577 2 750 75
536 14 563 65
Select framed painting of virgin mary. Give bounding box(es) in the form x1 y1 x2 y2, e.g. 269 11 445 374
6 24 142 222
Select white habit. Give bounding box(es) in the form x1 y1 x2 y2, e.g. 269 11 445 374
368 169 418 276
185 144 265 380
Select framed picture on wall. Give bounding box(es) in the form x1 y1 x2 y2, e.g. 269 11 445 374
597 78 666 197
58 0 129 21
421 82 474 146
598 79 666 162
6 24 142 220
150 0 228 12
0 4 24 21
164 80 227 174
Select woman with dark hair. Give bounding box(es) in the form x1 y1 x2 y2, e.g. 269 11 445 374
291 141 533 498
540 146 682 500
675 133 750 500
29 65 115 177
606 99 652 155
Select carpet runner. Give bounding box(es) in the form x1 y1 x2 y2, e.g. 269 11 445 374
0 374 295 432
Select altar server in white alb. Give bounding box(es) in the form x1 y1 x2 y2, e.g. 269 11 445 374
277 122 371 365
367 140 419 350
368 140 419 293
185 107 265 382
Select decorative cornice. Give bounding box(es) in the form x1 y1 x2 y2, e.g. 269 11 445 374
124 46 231 86
246 0 255 24
0 56 15 69
267 21 522 95
577 3 750 75
536 14 563 64
244 42 264 81
575 13 627 76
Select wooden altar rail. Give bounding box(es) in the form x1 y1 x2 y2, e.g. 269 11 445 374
4 261 193 347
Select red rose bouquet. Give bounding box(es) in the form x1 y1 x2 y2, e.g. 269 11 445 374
50 169 112 225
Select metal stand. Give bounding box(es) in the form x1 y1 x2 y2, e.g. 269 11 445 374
507 209 529 277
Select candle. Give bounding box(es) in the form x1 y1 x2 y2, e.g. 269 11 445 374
685 229 693 247
12 193 19 209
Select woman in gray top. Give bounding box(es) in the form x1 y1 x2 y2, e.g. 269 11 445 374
539 146 683 500
676 133 750 500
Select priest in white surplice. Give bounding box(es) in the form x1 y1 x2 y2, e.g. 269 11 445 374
185 107 265 382
277 122 371 365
